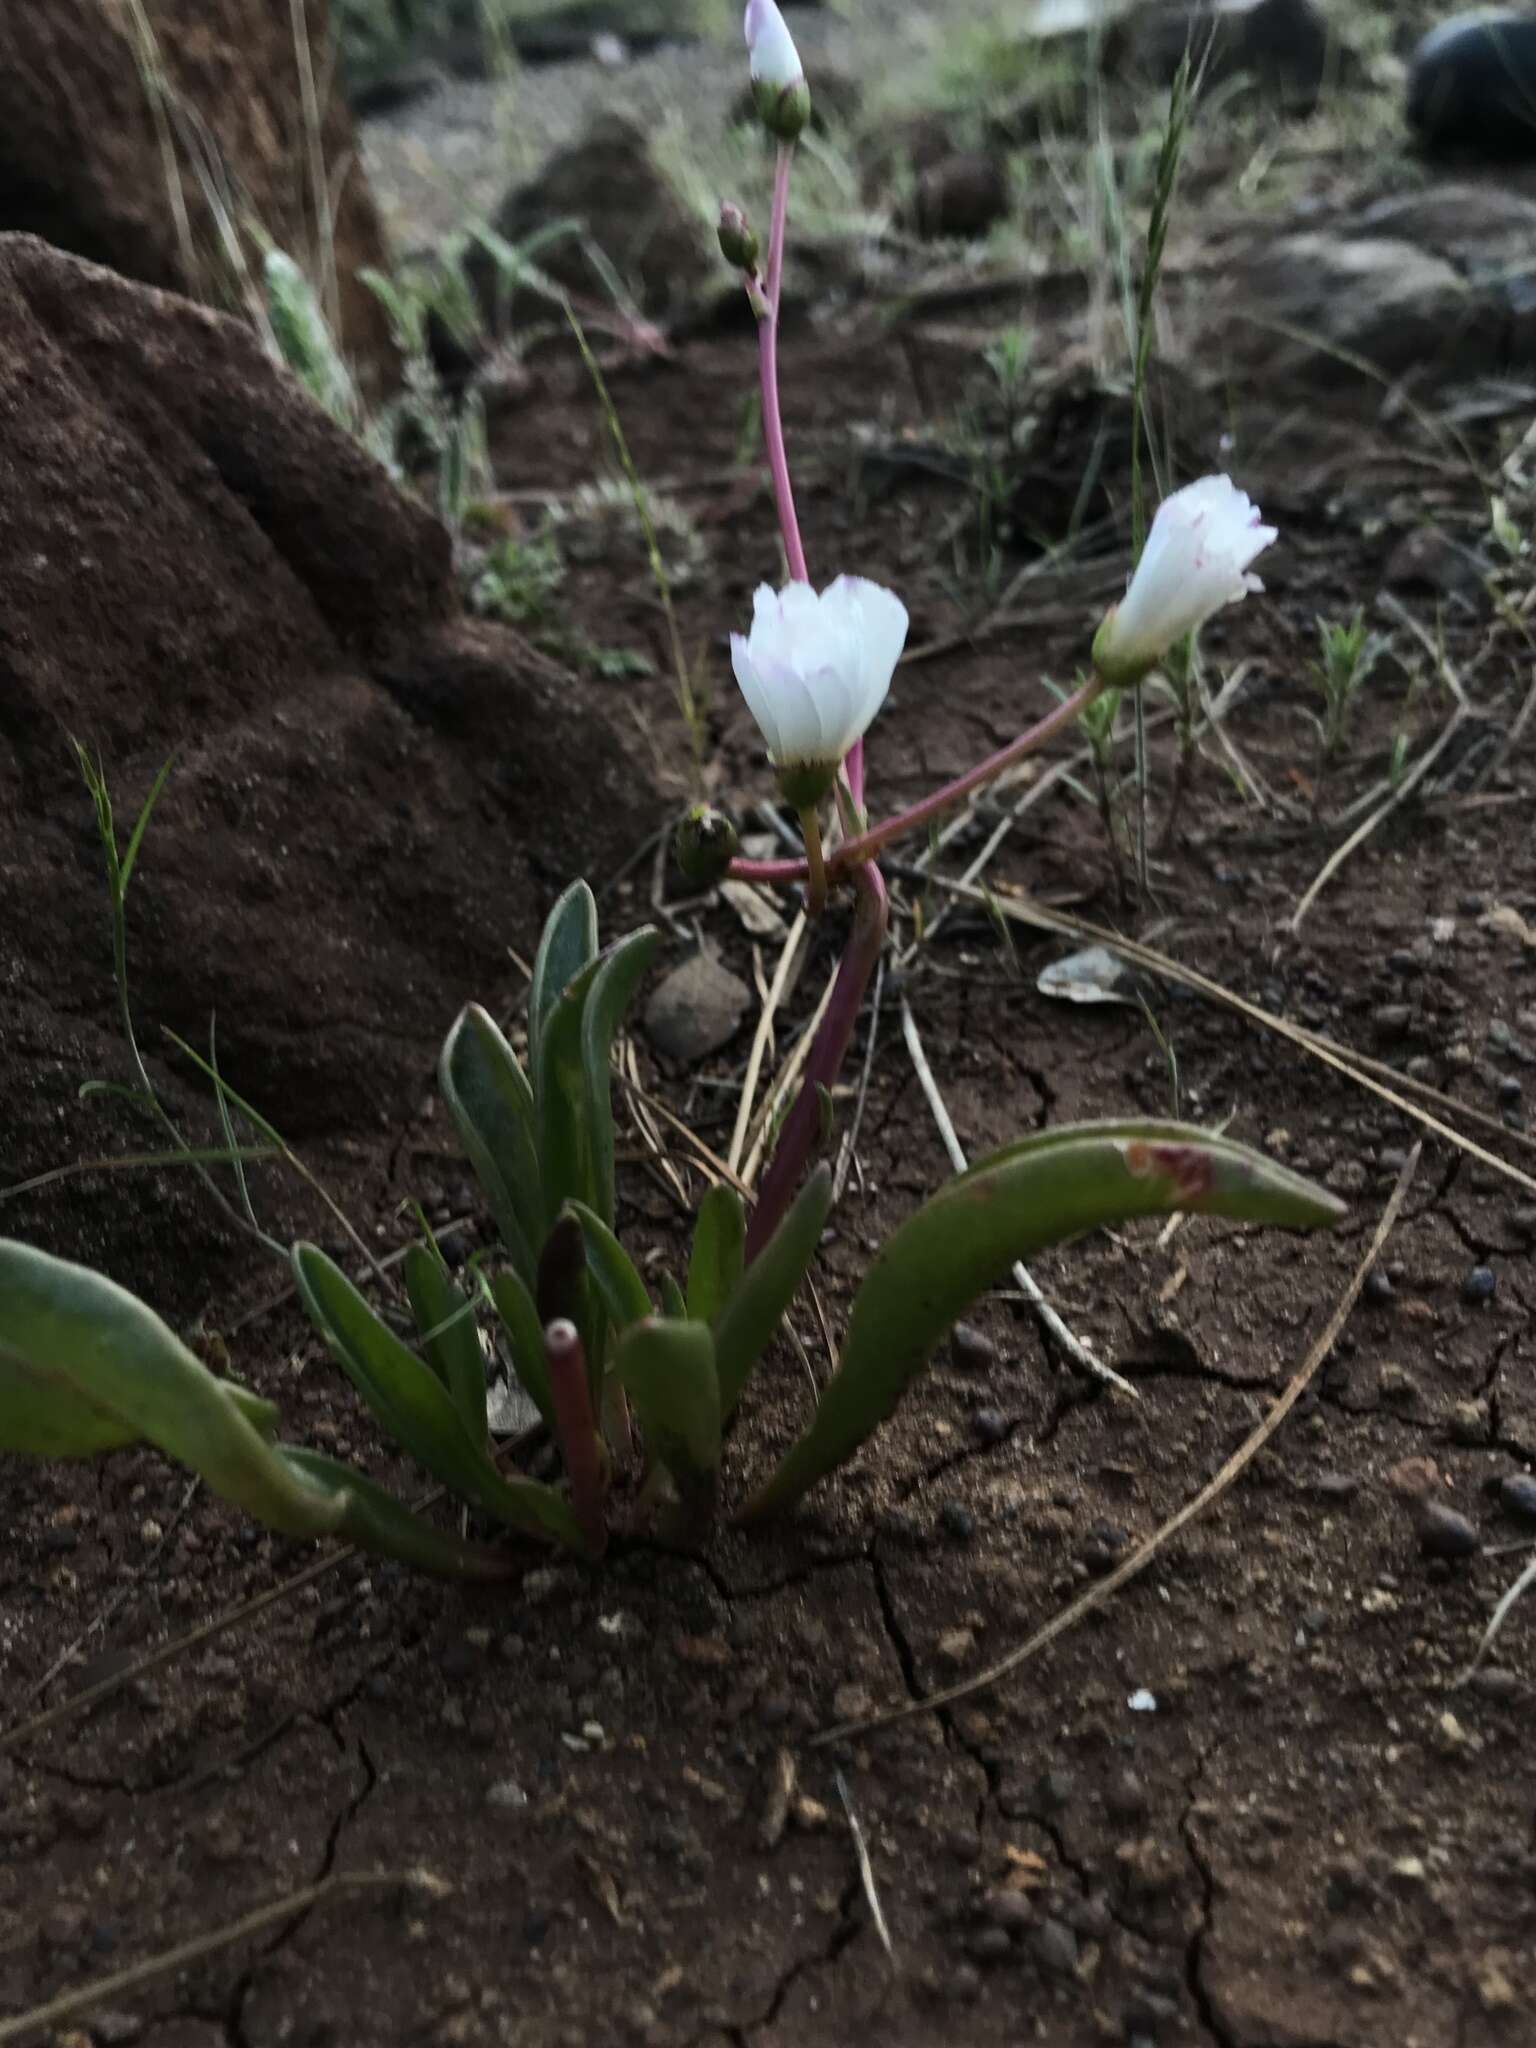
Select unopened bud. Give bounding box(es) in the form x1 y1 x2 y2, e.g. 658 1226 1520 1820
753 75 812 141
675 804 739 886
717 202 760 274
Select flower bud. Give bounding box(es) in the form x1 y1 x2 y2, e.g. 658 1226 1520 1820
744 0 811 140
717 202 760 274
675 804 740 886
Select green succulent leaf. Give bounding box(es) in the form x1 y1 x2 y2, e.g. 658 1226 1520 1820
277 1447 516 1580
659 1271 688 1321
403 1243 488 1445
294 1244 588 1552
487 1265 554 1428
528 878 599 1070
438 1004 543 1282
687 1184 746 1325
613 1316 721 1505
566 1201 652 1334
0 1238 344 1539
536 927 659 1229
713 1163 831 1419
741 1123 1346 1521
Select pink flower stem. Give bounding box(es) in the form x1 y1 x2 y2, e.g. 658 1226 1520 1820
727 671 1108 893
758 144 808 585
746 860 888 1262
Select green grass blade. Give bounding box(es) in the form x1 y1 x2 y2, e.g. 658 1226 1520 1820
713 1164 831 1420
687 1185 746 1324
117 754 176 897
741 1125 1345 1522
0 1239 344 1537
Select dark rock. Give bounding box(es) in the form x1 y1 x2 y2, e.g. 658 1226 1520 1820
1463 1264 1497 1303
1372 1003 1413 1038
1498 1473 1536 1520
470 114 715 328
1104 1770 1150 1824
967 1923 1015 1963
972 1406 1010 1444
0 233 655 1313
1110 0 1341 111
1409 12 1536 159
1362 1268 1394 1305
939 1500 978 1543
0 0 396 388
909 154 1012 240
1417 1502 1481 1558
644 951 751 1063
1384 525 1487 599
1081 1523 1127 1574
979 1888 1035 1933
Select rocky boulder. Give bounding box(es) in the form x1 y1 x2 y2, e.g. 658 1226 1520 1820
0 0 395 386
0 235 657 1299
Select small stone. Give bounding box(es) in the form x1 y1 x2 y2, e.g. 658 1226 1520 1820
951 1322 998 1371
1378 1363 1416 1405
1029 1916 1080 1975
1034 1767 1074 1812
936 1626 977 1668
1498 1473 1536 1520
1449 1400 1488 1445
1326 1158 1369 1196
980 1889 1035 1933
1081 1523 1126 1574
941 1962 983 2004
1469 1666 1522 1701
1308 1470 1361 1504
1371 1003 1412 1038
643 951 751 1063
909 153 1011 240
1104 1770 1149 1824
1462 1265 1497 1304
966 1923 1015 1963
1498 1075 1523 1106
830 1683 873 1723
1417 1502 1480 1559
1362 1268 1394 1305
1510 1204 1536 1240
792 1795 829 1830
971 1406 1009 1444
938 1500 977 1542
485 1780 529 1814
138 1518 163 1545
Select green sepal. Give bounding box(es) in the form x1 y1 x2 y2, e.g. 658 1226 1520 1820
713 1164 831 1419
741 1123 1346 1522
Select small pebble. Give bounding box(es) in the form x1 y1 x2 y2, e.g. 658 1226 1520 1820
980 1889 1035 1933
485 1780 529 1814
967 1924 1014 1963
1104 1770 1149 1824
1362 1268 1394 1305
1417 1502 1480 1559
1463 1265 1496 1304
1449 1400 1488 1445
951 1323 998 1371
1029 1917 1080 1975
939 1500 977 1542
971 1406 1009 1445
1498 1473 1536 1521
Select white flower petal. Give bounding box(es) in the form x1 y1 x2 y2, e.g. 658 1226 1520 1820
744 0 803 87
1098 475 1276 681
729 571 908 771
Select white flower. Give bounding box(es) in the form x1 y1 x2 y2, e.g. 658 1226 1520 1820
731 576 908 797
1094 475 1277 685
744 0 803 89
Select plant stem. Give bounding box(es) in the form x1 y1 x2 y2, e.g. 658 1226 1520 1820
799 806 828 916
746 861 888 1262
728 671 1107 891
758 144 808 585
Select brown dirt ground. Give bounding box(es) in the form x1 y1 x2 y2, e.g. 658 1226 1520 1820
5 278 1536 2048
